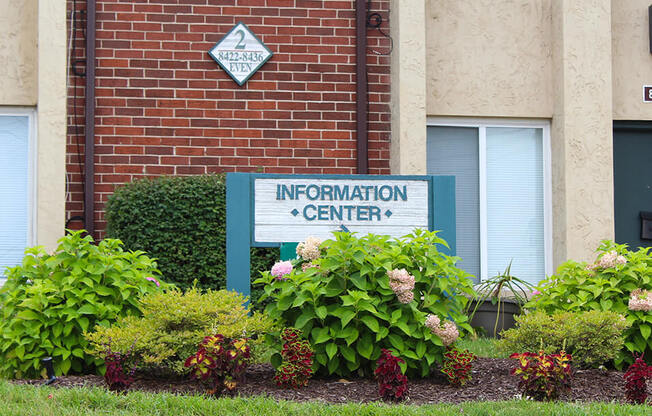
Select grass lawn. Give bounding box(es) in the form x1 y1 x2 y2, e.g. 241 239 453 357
456 336 508 359
0 380 648 416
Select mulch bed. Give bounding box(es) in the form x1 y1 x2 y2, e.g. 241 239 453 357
12 358 626 405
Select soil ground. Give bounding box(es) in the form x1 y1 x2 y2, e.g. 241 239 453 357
12 358 627 405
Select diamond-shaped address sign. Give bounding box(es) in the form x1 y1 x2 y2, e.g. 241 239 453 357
208 22 273 86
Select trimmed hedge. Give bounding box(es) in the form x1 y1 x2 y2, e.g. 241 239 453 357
105 175 277 304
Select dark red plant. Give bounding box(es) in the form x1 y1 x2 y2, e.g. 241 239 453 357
184 334 250 396
375 349 408 402
510 350 572 401
441 347 476 387
274 327 314 388
101 342 137 393
624 355 652 404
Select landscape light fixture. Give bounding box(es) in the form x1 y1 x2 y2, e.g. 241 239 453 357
41 357 57 385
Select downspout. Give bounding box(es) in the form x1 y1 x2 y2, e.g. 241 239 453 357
355 0 368 174
85 0 96 237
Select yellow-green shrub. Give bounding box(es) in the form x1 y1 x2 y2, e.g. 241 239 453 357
497 310 630 368
85 287 275 375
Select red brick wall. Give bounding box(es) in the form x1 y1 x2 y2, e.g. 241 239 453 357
67 0 391 238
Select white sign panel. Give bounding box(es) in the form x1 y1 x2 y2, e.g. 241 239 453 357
254 178 429 243
208 22 273 86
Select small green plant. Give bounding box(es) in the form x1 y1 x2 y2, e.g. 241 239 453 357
466 261 534 337
441 347 476 387
85 287 275 376
375 349 408 402
510 348 572 401
498 310 629 368
255 230 475 378
0 230 164 378
529 241 652 368
184 334 250 396
273 328 314 388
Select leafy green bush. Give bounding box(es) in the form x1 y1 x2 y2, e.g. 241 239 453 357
0 231 164 378
528 241 652 368
255 230 475 378
85 287 275 376
105 174 278 304
497 310 629 368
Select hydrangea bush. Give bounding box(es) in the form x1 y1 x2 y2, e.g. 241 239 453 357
528 241 652 368
255 230 475 378
0 231 164 378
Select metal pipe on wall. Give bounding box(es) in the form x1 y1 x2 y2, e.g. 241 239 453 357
355 0 368 174
84 0 96 237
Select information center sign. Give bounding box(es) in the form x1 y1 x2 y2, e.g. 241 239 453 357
254 178 429 242
225 173 456 298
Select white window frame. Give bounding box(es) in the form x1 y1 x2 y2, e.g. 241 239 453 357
0 107 37 282
426 117 552 282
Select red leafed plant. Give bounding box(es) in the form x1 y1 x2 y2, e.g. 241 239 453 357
99 340 138 393
184 334 250 396
273 327 314 388
375 349 408 402
441 347 476 387
624 355 652 404
104 347 136 392
510 350 572 401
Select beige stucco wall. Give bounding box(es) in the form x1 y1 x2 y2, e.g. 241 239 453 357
612 0 652 120
390 0 427 174
36 0 67 251
425 0 553 118
551 0 614 266
0 0 38 105
403 0 615 268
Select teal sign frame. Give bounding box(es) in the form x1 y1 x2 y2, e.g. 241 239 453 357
226 173 456 298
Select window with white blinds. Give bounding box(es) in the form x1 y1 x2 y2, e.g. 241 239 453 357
426 126 480 279
427 120 551 284
0 112 33 284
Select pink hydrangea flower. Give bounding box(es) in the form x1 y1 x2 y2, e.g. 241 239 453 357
387 268 415 304
424 314 458 346
628 289 652 312
271 260 293 279
296 236 322 261
145 276 160 287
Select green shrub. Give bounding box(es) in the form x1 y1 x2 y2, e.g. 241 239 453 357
85 287 275 376
255 230 476 378
528 241 652 368
105 174 278 304
497 310 629 368
0 231 164 378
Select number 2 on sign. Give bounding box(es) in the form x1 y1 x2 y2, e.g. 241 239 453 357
235 30 246 50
